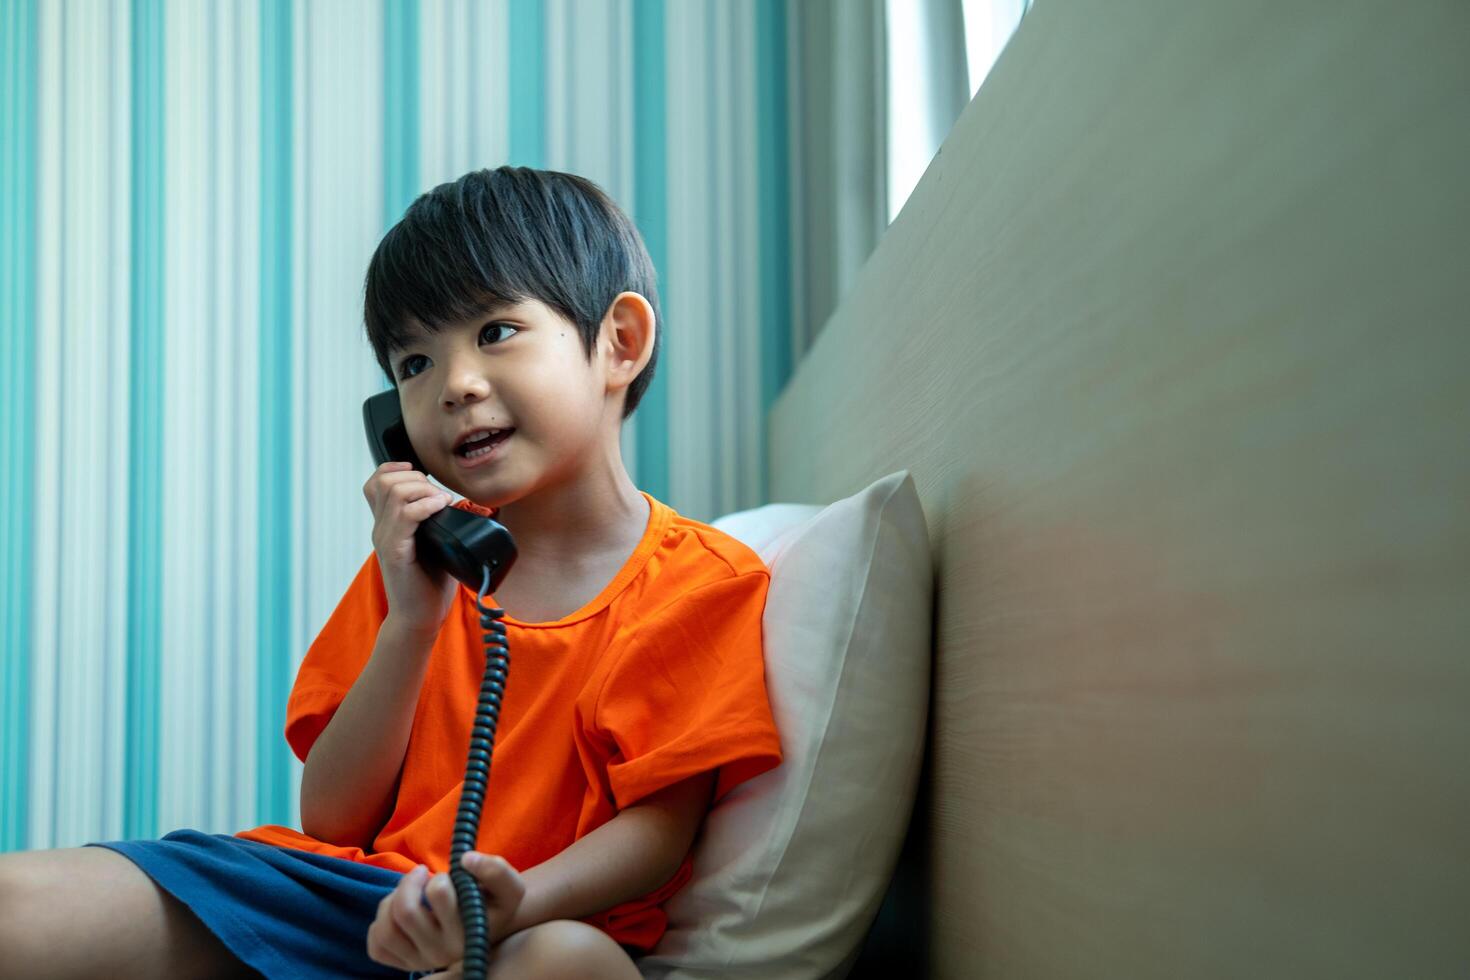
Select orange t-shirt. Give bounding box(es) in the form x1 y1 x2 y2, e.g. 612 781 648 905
234 490 782 951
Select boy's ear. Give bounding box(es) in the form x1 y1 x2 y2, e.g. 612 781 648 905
600 292 656 395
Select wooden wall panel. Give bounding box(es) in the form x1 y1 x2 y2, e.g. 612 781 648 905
769 1 1470 976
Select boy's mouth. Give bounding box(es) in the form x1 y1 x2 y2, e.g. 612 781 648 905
455 428 514 459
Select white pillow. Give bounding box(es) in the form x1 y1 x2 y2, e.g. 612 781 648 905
640 471 934 980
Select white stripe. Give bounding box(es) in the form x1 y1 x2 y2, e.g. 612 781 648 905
734 3 763 512
664 0 715 519
54 0 112 847
202 0 261 834
476 0 510 168
28 0 62 850
234 0 264 835
614 4 635 222
611 0 638 484
68 0 97 839
289 0 309 723
208 0 238 833
545 0 568 167
784 1 808 363
419 0 446 188
548 1 634 198
288 0 311 829
103 0 133 843
448 0 470 173
160 0 210 836
712 0 737 513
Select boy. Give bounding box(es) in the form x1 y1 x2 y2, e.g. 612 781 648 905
0 167 783 979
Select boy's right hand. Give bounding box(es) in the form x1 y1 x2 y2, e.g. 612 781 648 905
367 853 527 974
364 461 458 639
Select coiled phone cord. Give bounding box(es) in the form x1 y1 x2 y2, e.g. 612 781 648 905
448 561 509 980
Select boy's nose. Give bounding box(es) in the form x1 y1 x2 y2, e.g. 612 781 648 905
443 369 492 405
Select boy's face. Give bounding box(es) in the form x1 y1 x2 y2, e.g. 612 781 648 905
391 295 633 508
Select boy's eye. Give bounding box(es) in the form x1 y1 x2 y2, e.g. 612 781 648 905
481 322 518 345
397 354 427 380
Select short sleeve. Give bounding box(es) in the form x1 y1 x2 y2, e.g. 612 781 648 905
283 551 390 763
588 569 784 809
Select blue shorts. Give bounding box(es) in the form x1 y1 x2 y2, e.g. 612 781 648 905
88 829 419 979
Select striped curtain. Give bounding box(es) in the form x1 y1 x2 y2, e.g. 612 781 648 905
0 0 796 851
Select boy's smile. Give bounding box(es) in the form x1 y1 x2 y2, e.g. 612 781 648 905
450 426 515 469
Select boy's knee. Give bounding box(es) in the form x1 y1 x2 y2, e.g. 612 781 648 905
0 851 35 916
0 847 254 980
502 919 640 980
0 851 45 957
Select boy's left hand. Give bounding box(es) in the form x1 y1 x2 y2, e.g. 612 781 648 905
366 852 526 974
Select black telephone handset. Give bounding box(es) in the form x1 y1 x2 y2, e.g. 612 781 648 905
362 387 513 980
363 388 516 593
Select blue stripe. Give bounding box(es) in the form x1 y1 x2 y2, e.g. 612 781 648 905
257 0 294 828
755 0 792 505
0 0 38 853
383 0 420 226
508 0 545 166
125 0 165 842
632 0 669 503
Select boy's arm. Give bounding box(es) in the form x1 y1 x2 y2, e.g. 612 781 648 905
299 616 437 848
504 769 718 936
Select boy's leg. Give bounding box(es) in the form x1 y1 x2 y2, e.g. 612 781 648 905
485 919 642 980
0 845 259 979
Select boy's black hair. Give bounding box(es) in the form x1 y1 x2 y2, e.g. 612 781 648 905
364 166 662 420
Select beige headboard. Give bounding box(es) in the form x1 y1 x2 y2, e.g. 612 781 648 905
768 1 1469 976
